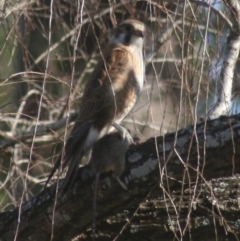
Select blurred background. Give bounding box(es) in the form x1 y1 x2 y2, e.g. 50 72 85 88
0 0 238 209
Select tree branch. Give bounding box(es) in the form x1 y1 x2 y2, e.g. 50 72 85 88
207 0 240 119
0 113 78 148
1 114 240 240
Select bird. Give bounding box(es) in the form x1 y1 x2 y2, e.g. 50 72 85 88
45 19 145 194
88 131 130 239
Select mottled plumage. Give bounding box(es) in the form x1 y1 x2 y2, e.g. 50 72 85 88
45 19 145 194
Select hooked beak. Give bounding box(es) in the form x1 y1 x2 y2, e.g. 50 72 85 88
134 30 144 38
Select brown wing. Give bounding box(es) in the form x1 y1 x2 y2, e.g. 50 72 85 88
54 45 134 194
72 44 133 131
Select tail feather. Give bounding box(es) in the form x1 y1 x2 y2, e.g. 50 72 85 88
44 151 63 188
60 148 84 195
65 121 93 156
45 121 93 191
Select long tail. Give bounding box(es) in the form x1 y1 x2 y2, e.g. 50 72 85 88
59 146 85 195
44 121 93 194
44 151 63 189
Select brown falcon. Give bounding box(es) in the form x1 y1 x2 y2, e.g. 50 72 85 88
45 19 145 193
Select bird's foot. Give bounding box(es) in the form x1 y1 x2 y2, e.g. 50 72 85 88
101 177 127 190
112 122 134 144
115 177 128 190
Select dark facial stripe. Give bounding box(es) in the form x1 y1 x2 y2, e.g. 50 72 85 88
123 33 131 46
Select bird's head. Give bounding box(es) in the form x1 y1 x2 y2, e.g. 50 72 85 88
111 19 145 49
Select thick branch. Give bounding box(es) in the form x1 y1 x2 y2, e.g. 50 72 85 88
0 114 240 240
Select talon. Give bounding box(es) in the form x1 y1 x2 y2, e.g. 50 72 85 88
116 177 128 190
112 122 134 144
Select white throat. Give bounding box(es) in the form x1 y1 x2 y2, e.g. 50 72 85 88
128 44 144 91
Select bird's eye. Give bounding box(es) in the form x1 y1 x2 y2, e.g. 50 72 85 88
123 24 133 32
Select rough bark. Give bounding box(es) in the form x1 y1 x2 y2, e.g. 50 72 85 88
0 114 240 241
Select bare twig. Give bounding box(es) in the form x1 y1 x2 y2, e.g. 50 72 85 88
0 113 78 149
